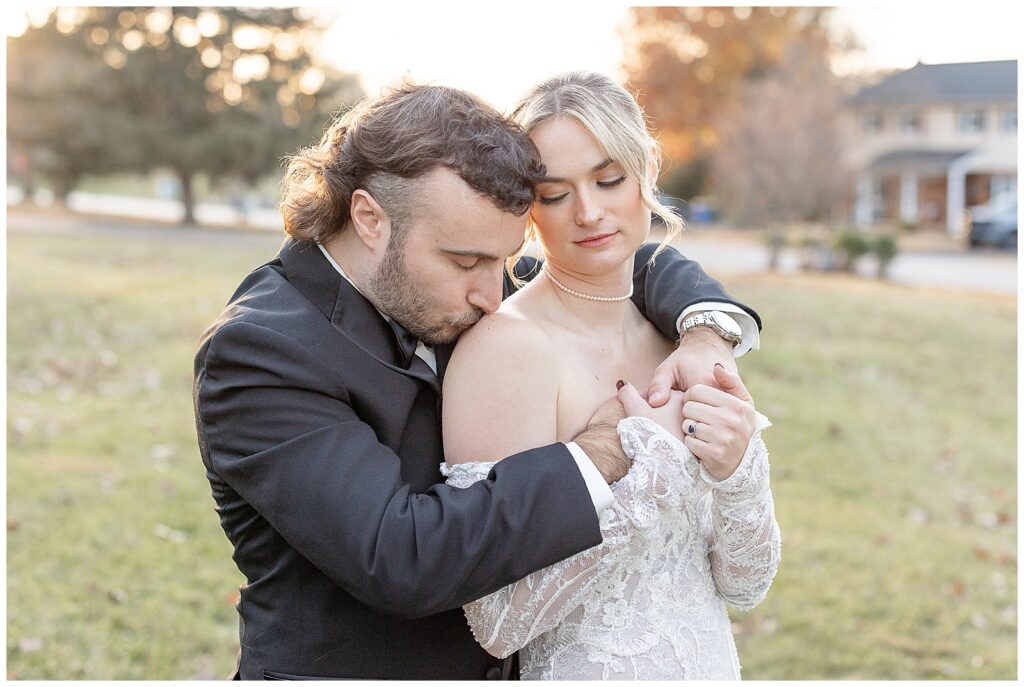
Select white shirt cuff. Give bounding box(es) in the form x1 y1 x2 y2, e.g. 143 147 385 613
677 302 760 358
565 442 614 515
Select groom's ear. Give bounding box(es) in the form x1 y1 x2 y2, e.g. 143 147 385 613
349 189 391 254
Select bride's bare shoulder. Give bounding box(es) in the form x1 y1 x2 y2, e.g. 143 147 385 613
442 304 560 464
448 305 553 376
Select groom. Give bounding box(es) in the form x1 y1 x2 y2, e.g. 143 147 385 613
193 83 761 680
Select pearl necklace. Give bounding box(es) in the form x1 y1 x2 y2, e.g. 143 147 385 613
542 264 634 302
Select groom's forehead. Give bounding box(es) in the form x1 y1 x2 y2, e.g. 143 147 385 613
411 168 526 231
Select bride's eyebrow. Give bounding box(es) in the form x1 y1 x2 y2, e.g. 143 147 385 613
537 158 614 183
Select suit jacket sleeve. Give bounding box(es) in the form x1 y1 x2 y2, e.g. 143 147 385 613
507 245 761 341
195 320 602 620
630 243 762 341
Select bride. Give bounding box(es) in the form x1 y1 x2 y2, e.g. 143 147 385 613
440 72 781 680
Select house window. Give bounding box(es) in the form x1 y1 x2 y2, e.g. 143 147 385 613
1002 109 1017 132
899 111 921 133
863 111 883 133
958 109 986 133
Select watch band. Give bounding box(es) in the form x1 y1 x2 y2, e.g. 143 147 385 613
682 311 742 346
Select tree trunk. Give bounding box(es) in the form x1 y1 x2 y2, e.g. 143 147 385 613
766 225 784 271
53 174 74 207
177 169 196 225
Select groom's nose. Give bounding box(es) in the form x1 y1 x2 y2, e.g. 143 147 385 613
466 272 503 315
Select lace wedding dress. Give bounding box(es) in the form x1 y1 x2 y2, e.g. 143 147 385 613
441 414 780 680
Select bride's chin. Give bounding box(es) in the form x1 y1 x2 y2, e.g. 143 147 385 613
548 252 636 284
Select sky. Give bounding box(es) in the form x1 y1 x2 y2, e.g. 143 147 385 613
5 3 1021 112
313 2 1023 111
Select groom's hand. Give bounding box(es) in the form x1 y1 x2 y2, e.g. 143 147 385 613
574 394 631 484
647 327 746 406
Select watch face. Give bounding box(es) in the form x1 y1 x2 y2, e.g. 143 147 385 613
710 311 742 340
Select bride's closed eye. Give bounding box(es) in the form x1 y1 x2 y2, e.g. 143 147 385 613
597 175 627 189
538 176 627 206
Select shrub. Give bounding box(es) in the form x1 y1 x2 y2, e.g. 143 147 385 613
834 230 872 272
872 234 900 279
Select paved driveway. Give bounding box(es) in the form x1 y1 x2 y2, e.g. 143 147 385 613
674 232 1017 295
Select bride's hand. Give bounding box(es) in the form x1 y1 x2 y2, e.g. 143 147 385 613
680 366 757 480
616 381 687 443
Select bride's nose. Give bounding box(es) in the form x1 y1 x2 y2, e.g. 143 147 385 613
574 189 605 227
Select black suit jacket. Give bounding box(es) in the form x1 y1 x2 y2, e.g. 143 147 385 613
193 239 759 680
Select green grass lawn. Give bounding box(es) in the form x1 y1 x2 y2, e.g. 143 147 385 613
6 230 1017 679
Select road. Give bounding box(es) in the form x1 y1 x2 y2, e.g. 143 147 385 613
7 206 1017 295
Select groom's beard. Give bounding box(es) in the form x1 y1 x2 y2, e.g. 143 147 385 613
367 237 484 347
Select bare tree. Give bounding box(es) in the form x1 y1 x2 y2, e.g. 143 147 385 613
713 40 848 240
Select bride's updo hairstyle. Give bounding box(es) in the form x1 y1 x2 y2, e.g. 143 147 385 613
510 71 684 253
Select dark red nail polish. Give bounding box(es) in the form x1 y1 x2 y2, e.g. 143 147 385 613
616 379 625 390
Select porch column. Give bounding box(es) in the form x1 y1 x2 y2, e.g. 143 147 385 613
899 171 918 223
946 154 972 236
854 171 874 228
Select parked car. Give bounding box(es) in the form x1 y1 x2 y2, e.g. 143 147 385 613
968 193 1017 249
652 195 719 227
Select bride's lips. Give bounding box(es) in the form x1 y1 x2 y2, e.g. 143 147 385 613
574 232 617 248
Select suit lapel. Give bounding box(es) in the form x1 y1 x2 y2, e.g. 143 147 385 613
278 239 440 393
435 344 455 381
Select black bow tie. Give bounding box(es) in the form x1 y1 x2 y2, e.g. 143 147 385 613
388 319 420 369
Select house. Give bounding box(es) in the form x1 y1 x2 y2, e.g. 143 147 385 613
844 60 1017 234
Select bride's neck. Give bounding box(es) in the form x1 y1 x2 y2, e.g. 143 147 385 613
540 257 639 334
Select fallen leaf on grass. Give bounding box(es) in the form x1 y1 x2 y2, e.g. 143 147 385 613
150 444 176 461
18 638 43 653
108 588 128 604
98 473 119 495
7 519 19 531
943 580 967 598
978 512 999 528
906 507 929 524
154 523 187 543
193 654 217 680
142 368 163 391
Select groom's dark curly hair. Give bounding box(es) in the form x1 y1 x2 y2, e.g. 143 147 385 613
280 82 544 245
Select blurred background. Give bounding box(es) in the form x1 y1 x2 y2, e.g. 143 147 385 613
6 4 1018 679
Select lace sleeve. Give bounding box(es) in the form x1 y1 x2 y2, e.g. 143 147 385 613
698 412 782 611
440 434 688 658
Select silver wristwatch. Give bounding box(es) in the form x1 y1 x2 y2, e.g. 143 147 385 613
681 311 742 347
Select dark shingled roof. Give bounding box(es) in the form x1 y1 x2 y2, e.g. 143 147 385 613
849 60 1017 105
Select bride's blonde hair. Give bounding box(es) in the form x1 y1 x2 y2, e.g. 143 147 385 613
509 71 684 277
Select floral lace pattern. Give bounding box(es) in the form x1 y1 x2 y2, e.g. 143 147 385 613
441 413 780 680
